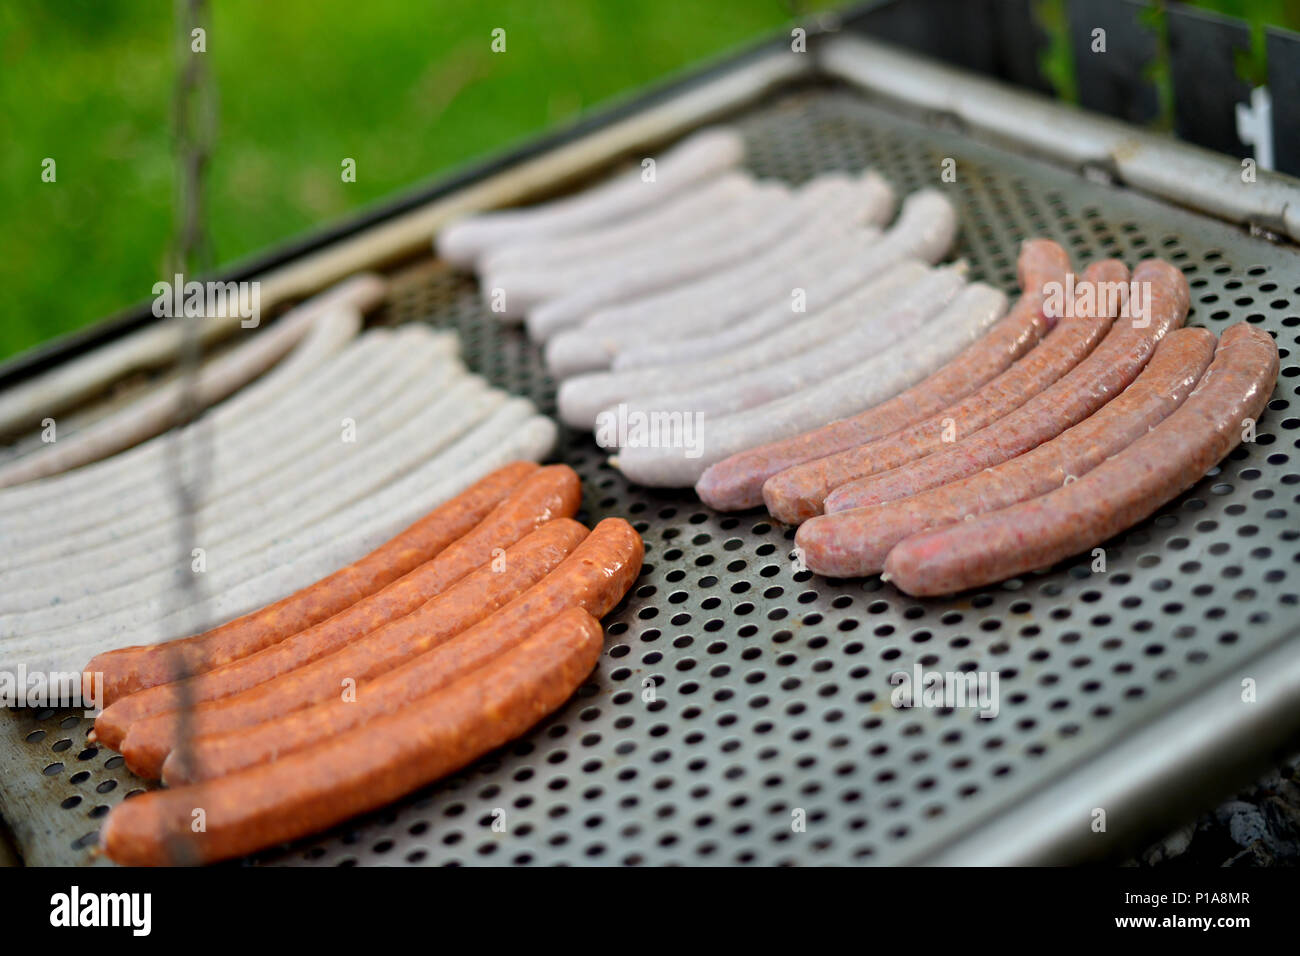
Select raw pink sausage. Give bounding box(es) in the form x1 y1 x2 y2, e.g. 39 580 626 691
796 326 1216 577
883 322 1279 595
695 239 1070 513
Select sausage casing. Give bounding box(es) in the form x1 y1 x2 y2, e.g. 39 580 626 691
883 323 1279 595
101 607 606 865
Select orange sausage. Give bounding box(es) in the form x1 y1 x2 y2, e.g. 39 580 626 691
164 516 644 784
118 517 591 779
84 461 537 704
92 464 581 749
101 606 605 866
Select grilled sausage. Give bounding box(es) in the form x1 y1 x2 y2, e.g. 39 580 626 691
765 257 1120 522
83 461 539 706
435 126 746 267
696 238 1068 511
91 464 582 739
164 517 643 784
117 518 592 779
100 606 606 865
883 322 1279 595
798 327 1216 576
820 258 1189 518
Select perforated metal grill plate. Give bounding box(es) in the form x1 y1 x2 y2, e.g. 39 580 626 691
2 85 1297 867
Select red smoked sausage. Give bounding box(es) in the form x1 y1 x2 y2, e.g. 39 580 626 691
93 464 582 749
84 461 538 704
101 606 606 866
883 323 1279 595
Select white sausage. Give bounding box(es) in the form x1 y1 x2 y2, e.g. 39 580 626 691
4 410 558 675
435 126 745 267
557 260 933 430
0 283 381 489
554 188 959 427
570 173 888 342
490 183 789 320
1 333 460 571
610 265 967 423
0 329 440 544
1 353 477 620
523 175 875 342
543 173 898 377
0 274 385 441
477 171 755 276
609 233 883 371
0 307 372 518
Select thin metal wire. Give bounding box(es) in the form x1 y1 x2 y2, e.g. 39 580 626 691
161 0 218 865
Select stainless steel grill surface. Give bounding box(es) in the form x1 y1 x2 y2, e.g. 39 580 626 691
1 86 1297 866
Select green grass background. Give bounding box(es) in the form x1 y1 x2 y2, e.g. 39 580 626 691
2 0 1297 361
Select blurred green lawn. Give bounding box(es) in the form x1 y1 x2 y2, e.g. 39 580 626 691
0 0 832 360
2 0 1296 361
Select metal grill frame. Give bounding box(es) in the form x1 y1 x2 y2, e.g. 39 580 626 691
1 31 1299 868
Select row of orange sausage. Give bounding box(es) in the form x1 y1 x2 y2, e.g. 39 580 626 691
86 463 643 865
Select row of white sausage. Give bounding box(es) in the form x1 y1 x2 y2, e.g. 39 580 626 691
436 124 983 488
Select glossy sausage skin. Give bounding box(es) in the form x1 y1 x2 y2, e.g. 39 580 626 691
118 518 592 779
92 465 582 749
101 607 606 866
84 461 537 705
883 323 1279 595
695 239 1069 513
798 327 1216 577
165 518 645 784
767 258 1122 523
